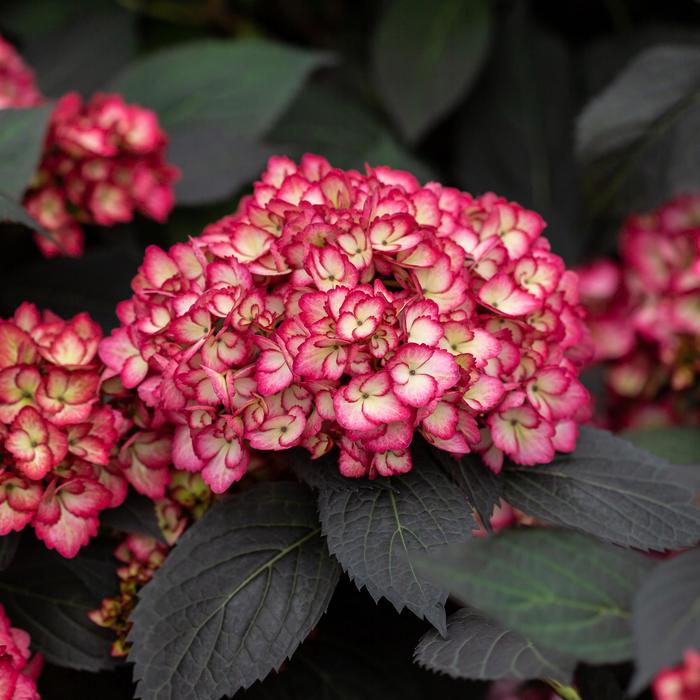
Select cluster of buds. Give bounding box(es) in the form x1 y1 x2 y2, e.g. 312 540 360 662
154 470 214 545
99 154 591 490
0 37 42 109
89 534 168 657
653 650 700 700
0 604 42 700
0 303 127 557
578 194 700 429
23 92 178 258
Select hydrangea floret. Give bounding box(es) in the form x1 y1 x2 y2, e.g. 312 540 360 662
652 650 700 700
578 193 700 429
0 603 42 700
23 92 178 258
0 37 42 109
99 154 592 493
0 303 127 557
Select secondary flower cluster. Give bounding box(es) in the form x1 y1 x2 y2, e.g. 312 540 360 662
578 194 700 429
0 604 42 700
653 650 700 700
0 37 42 109
0 303 127 557
99 154 591 489
23 92 178 258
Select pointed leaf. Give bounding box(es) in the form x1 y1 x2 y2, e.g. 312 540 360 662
304 441 475 634
414 528 653 663
129 482 340 700
372 0 491 142
0 104 51 199
0 541 118 671
415 607 575 683
449 453 503 532
0 190 54 244
502 426 700 551
630 548 700 693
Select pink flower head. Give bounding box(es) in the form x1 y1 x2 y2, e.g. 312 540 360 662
100 154 592 486
653 649 700 700
0 37 42 109
0 604 42 700
0 304 126 557
23 92 178 258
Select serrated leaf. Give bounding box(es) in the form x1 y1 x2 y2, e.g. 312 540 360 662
100 492 165 543
0 532 19 571
0 541 118 671
502 426 700 551
372 0 491 142
621 426 700 465
414 528 653 664
630 548 700 693
129 482 339 700
448 454 503 532
309 441 475 633
0 105 52 199
415 607 575 683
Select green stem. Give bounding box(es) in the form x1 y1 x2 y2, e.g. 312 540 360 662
545 679 582 700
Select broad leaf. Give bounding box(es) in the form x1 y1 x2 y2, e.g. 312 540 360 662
577 45 700 217
100 492 165 543
129 482 339 700
415 607 575 683
0 541 118 671
0 105 52 199
372 0 491 142
415 528 653 663
306 441 475 633
502 426 700 551
448 454 503 532
455 7 581 262
109 39 329 205
0 532 19 571
621 426 700 465
267 83 435 182
630 548 700 693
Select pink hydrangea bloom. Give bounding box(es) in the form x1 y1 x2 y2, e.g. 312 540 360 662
0 604 42 700
578 193 700 429
0 37 42 109
100 154 592 489
0 303 127 557
23 93 178 258
653 650 700 700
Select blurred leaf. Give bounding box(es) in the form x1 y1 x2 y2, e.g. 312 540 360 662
621 425 700 465
454 7 581 262
100 492 165 543
129 482 339 700
577 44 700 218
372 0 491 142
415 528 653 664
267 83 436 181
0 191 48 235
109 39 330 204
0 105 51 199
0 541 118 671
415 607 576 683
630 548 700 693
0 533 20 571
302 441 475 634
502 427 700 551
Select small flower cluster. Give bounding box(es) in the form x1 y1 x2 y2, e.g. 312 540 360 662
578 194 700 429
24 92 178 258
653 650 700 700
0 303 127 557
0 37 42 109
155 470 214 544
89 533 167 657
100 154 591 490
0 604 42 700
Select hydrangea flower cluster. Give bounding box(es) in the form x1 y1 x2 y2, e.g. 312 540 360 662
0 37 42 109
89 533 168 657
99 154 591 491
578 193 700 429
23 92 178 258
0 303 127 557
0 604 42 700
653 650 700 700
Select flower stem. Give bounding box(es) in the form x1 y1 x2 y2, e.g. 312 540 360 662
545 679 582 700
